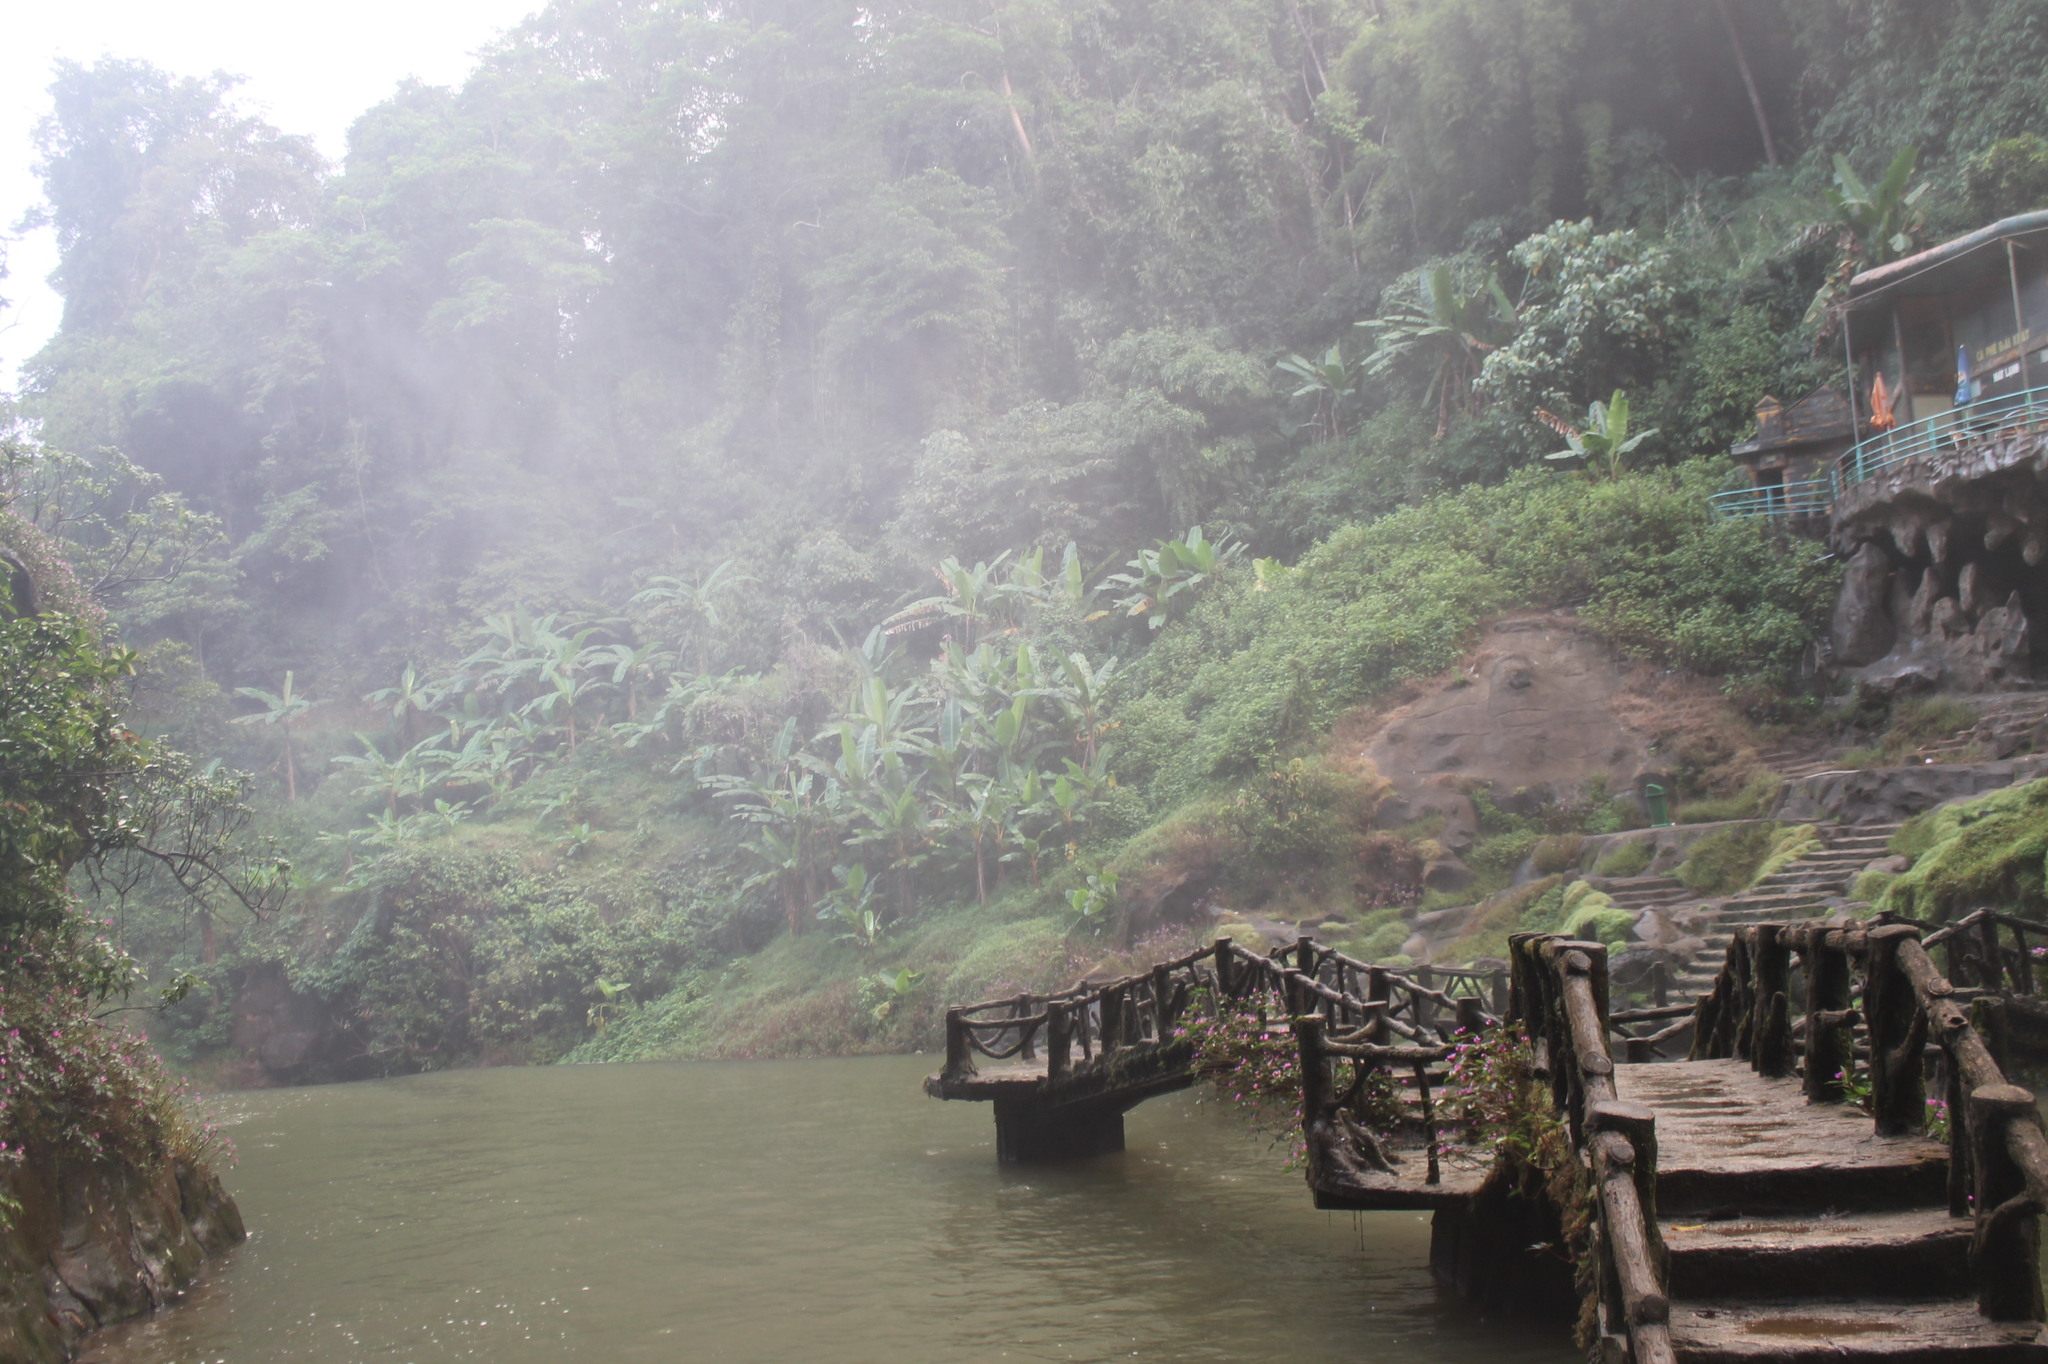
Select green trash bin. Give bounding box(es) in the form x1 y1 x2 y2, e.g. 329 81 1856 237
1643 781 1673 828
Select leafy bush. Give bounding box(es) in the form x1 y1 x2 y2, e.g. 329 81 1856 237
1674 771 1781 824
1532 835 1587 876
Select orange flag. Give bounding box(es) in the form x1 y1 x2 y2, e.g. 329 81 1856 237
1869 372 1897 431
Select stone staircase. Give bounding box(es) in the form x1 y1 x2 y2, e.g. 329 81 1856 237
1622 1060 2046 1361
1751 742 1855 781
1666 821 1904 996
1908 691 2048 764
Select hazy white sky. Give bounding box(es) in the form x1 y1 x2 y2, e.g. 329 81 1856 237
2 0 542 389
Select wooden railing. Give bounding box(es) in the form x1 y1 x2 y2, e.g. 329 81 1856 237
1923 908 2047 996
1509 933 1675 1364
1691 919 2048 1321
937 936 1507 1086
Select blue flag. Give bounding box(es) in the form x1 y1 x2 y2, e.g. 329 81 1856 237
1955 344 1974 405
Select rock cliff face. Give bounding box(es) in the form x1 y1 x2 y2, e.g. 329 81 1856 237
1362 615 1659 869
0 1152 242 1363
1827 427 2048 692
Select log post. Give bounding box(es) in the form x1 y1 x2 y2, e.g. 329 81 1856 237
1688 977 1722 1062
1491 967 1509 1020
1975 993 2014 1077
1045 1002 1072 1081
1151 964 1173 1039
1016 992 1037 1061
944 1007 976 1079
1099 985 1123 1052
1214 938 1235 997
1367 967 1391 1044
2015 920 2037 995
1970 1083 2046 1321
1294 1014 1332 1122
1455 994 1486 1036
1804 934 1853 1104
1416 964 1437 1035
1589 1099 1668 1333
1867 924 1930 1136
1651 961 1670 1009
1751 925 1794 1078
1978 912 2006 993
1947 1043 1972 1219
1414 1061 1440 1185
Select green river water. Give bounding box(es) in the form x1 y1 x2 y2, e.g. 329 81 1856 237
78 1054 1576 1363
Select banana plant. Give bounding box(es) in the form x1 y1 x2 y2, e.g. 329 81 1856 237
1102 526 1245 630
629 558 754 675
364 665 439 745
1357 261 1516 437
1065 866 1119 935
231 671 318 802
1027 651 1120 765
1275 343 1359 443
818 863 886 954
1825 146 1927 266
1536 390 1658 480
945 774 1010 905
881 553 1036 650
331 734 428 816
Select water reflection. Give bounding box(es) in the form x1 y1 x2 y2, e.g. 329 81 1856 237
81 1055 1573 1363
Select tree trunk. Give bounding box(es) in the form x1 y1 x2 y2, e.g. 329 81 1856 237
1713 0 1779 168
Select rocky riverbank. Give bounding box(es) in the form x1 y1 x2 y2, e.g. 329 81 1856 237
0 1150 242 1363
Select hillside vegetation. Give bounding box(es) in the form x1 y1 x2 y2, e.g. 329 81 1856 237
7 0 2048 1075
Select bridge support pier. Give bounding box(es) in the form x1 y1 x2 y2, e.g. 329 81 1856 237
993 1096 1128 1162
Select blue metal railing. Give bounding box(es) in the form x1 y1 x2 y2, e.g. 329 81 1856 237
1709 383 2048 521
1835 383 2048 489
1708 477 1834 521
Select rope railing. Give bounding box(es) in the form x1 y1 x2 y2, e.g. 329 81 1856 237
1691 918 2048 1322
937 937 1511 1086
1509 933 1675 1364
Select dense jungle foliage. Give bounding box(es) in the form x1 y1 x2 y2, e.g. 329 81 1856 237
8 0 2048 1075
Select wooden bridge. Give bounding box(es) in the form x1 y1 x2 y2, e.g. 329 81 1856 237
926 923 2048 1362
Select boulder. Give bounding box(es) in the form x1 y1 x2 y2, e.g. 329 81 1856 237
1831 545 1897 667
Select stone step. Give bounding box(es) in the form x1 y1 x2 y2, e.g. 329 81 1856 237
1619 1060 1950 1216
1666 1298 2048 1361
1664 1208 1973 1300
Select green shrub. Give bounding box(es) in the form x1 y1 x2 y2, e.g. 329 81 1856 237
1593 839 1652 878
1532 835 1587 876
1468 829 1539 880
1436 875 1564 964
1677 823 1776 894
1674 771 1782 824
1850 869 1896 903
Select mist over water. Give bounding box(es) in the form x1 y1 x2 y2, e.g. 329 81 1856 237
78 1055 1571 1364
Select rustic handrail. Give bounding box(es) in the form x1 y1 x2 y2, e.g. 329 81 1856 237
1691 917 2048 1321
1510 933 1675 1364
1922 908 2046 996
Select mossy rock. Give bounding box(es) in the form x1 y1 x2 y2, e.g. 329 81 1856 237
1876 778 2048 922
1849 869 1896 903
1593 839 1652 878
1215 922 1271 952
